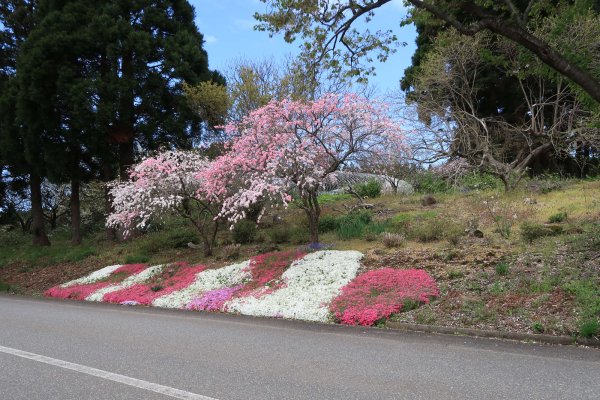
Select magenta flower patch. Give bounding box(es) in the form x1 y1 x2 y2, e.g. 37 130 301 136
102 263 207 305
235 250 305 298
329 268 440 326
187 285 243 312
44 264 149 300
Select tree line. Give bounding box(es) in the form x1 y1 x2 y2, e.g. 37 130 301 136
0 0 223 246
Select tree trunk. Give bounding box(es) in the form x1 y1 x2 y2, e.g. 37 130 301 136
307 210 319 244
30 173 50 246
102 161 117 241
70 177 82 245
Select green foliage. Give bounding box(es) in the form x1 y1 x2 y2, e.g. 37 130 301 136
269 227 290 244
413 172 450 194
139 227 198 254
495 262 509 276
318 214 340 233
447 270 464 279
232 220 257 244
564 280 600 321
520 222 561 243
532 322 544 333
407 218 462 243
460 173 503 191
289 227 311 244
316 193 353 204
354 179 382 198
548 211 567 223
124 254 150 264
336 210 373 240
579 320 599 338
0 281 11 292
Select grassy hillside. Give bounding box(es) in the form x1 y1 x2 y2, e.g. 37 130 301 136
1 176 599 338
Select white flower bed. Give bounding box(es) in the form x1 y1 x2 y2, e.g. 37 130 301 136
60 265 122 288
152 260 251 309
86 265 164 302
225 250 362 322
48 250 366 324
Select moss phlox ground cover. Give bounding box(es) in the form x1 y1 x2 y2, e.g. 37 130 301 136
330 268 439 326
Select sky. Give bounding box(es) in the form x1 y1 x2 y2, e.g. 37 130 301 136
190 0 418 94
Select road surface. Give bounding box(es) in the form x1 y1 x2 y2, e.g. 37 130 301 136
1 294 599 399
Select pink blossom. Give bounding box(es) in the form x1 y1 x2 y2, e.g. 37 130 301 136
329 268 440 326
102 263 207 305
44 264 149 300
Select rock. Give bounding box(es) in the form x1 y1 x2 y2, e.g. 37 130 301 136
465 229 484 238
523 197 537 205
472 229 484 238
421 195 437 206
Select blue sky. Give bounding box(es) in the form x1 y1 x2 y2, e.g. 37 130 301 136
190 0 417 94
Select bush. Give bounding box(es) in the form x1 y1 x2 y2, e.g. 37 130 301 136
459 172 503 191
580 320 599 338
520 222 560 243
269 227 290 244
318 214 340 233
495 262 509 276
221 244 241 260
336 210 373 240
355 179 382 198
413 172 450 194
407 218 463 243
548 211 567 223
124 254 150 264
232 220 257 244
289 227 311 244
381 232 405 248
408 218 445 242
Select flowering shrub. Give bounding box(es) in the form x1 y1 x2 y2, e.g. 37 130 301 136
201 93 406 243
102 263 207 305
226 250 363 322
329 268 439 326
44 264 149 300
106 150 227 256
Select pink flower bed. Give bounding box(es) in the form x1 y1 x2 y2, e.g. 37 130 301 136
102 263 207 305
187 285 243 311
236 250 305 298
185 250 305 312
44 264 149 300
329 268 440 326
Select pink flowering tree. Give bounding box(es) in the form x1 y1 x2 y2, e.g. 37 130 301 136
107 150 222 256
202 93 405 243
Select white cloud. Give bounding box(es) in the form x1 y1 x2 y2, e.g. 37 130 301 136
204 35 217 44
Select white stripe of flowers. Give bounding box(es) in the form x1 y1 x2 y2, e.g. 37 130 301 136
60 265 123 288
152 260 251 309
225 250 363 322
86 265 164 302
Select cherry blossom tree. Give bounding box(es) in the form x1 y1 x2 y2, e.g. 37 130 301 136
202 93 406 243
107 150 222 256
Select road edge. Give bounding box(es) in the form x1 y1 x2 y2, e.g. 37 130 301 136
385 320 600 348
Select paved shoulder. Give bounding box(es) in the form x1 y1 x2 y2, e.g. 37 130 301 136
1 295 599 400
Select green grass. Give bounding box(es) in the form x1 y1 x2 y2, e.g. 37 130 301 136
495 262 509 276
317 193 353 204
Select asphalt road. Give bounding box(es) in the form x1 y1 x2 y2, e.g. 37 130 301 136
1 295 599 400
